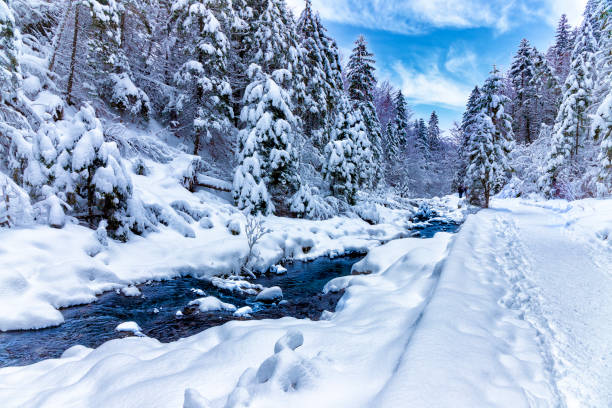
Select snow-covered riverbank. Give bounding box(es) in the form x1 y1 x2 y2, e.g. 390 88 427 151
1 198 609 407
0 155 465 332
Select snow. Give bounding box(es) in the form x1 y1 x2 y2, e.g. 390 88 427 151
120 285 141 297
0 198 609 407
115 321 144 337
0 149 424 331
188 296 237 313
255 286 283 303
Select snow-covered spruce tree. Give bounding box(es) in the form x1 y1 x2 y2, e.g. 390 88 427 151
68 104 134 240
540 18 598 196
509 39 539 144
453 86 481 190
84 0 150 118
392 90 410 148
428 111 441 152
592 5 612 196
323 96 373 204
171 0 234 155
347 35 383 178
594 0 612 106
296 0 344 148
233 65 297 214
531 48 562 129
466 68 514 207
0 0 19 104
415 118 429 159
550 14 574 83
593 90 612 196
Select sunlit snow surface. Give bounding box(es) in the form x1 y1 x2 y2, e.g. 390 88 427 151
0 198 610 408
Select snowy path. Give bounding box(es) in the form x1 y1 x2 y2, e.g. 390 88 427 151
496 200 612 407
0 199 610 407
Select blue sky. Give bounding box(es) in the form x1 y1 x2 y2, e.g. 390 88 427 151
287 0 588 132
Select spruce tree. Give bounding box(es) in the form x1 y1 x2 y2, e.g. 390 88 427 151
454 86 481 188
531 48 562 128
415 118 429 159
540 18 599 195
347 35 383 176
428 111 441 152
0 0 19 104
84 0 150 117
393 90 409 147
552 14 573 83
233 65 297 214
171 0 234 154
323 96 373 204
466 68 514 207
296 0 344 147
509 39 538 143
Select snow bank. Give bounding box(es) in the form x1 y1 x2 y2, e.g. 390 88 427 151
0 151 434 331
0 233 453 407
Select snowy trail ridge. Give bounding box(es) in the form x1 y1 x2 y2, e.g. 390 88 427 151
0 199 610 407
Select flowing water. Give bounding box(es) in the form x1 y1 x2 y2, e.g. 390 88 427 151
0 221 460 368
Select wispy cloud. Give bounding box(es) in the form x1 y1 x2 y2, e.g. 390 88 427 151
286 0 588 34
393 61 472 109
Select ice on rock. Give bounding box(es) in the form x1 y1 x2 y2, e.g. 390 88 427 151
255 286 283 303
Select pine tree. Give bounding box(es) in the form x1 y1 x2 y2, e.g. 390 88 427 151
466 68 514 207
392 90 409 147
454 86 481 188
347 35 383 175
233 65 297 214
593 90 612 196
0 0 19 104
592 4 612 195
68 104 134 240
509 39 539 143
323 96 373 204
531 48 562 128
540 18 599 195
552 14 573 83
296 0 344 147
428 111 441 152
415 118 429 158
171 0 234 154
84 0 150 117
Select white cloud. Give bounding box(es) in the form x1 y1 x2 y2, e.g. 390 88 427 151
444 45 479 80
393 61 472 109
286 0 590 34
543 0 588 26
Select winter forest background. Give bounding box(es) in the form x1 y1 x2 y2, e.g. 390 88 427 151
0 0 610 240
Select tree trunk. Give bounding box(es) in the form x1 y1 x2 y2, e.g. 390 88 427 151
49 0 73 72
66 4 80 106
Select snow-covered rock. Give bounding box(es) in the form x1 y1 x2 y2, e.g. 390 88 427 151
115 321 144 337
187 296 237 313
255 286 283 303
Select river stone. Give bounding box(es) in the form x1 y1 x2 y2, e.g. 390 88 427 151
255 286 283 303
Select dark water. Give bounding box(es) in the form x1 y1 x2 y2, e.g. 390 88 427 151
0 220 460 368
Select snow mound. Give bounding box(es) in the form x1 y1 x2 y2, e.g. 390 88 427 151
115 321 144 337
225 330 317 407
188 296 237 313
255 286 283 303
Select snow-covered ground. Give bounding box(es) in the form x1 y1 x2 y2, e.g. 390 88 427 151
0 197 609 407
0 151 464 332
